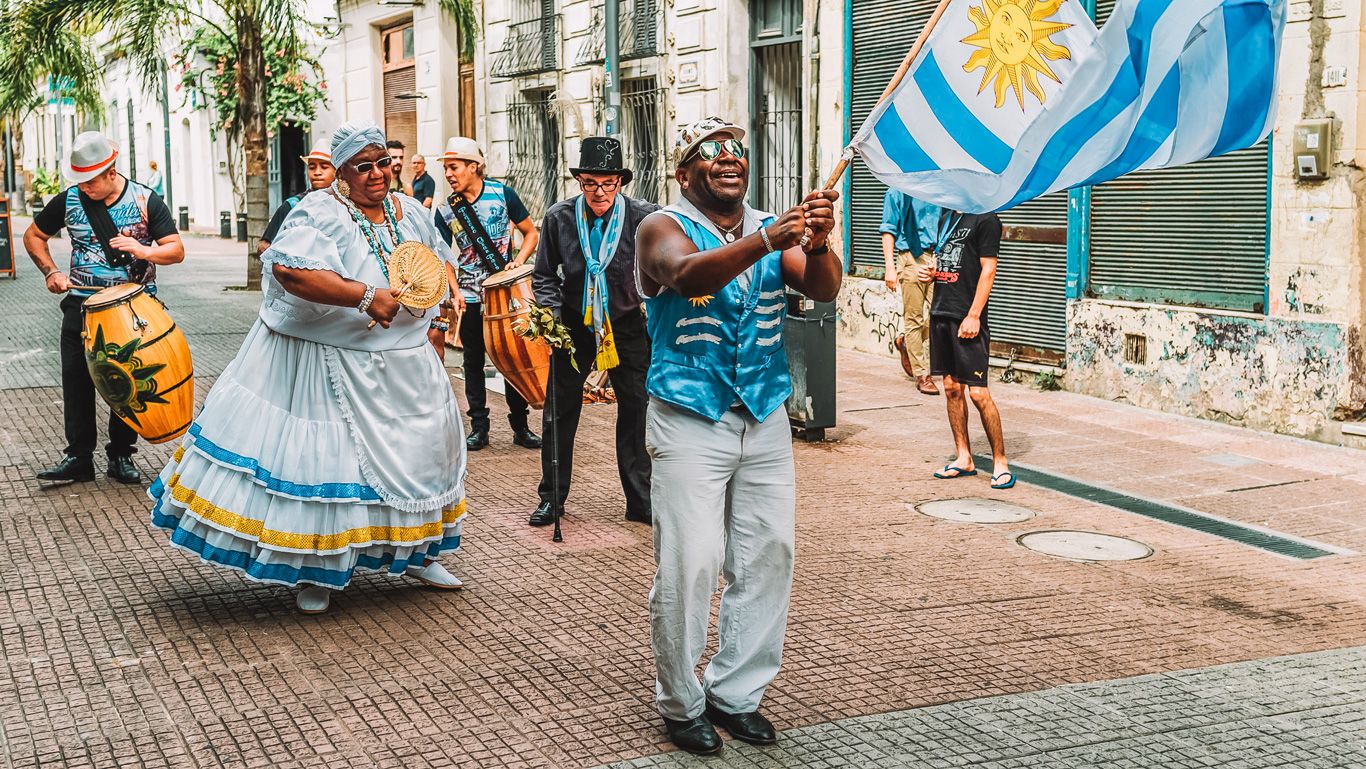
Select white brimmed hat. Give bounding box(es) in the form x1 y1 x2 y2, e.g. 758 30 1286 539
441 136 484 164
300 140 332 164
673 117 745 167
64 132 119 183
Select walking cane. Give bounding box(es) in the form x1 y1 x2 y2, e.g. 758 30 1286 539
547 351 564 543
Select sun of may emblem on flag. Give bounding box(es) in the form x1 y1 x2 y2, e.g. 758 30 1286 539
962 0 1075 110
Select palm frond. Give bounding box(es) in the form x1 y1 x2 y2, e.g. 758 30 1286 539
438 0 478 61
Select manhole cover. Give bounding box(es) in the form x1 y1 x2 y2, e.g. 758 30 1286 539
916 498 1036 524
1017 530 1153 561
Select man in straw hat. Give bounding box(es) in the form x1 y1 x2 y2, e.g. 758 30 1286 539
527 136 657 528
634 117 840 754
258 139 336 255
23 131 185 485
435 136 542 452
149 120 468 615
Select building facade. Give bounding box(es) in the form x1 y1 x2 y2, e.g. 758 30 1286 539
830 0 1366 446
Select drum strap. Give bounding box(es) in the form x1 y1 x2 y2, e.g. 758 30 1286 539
79 181 154 284
448 194 509 276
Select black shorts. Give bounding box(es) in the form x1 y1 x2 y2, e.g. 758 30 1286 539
929 315 991 387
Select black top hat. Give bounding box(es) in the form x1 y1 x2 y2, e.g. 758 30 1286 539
570 136 633 185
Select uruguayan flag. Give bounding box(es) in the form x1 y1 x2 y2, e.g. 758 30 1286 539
852 0 1286 213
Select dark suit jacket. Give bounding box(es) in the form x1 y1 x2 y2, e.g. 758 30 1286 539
533 194 660 324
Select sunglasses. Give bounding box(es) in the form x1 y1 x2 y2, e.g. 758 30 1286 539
348 156 395 175
687 138 746 164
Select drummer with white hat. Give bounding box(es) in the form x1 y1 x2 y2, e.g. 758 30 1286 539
434 136 542 452
22 131 186 485
258 139 336 254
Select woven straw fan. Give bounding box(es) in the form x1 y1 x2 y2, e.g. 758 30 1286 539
367 242 447 329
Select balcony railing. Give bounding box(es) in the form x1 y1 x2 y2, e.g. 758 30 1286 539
492 16 561 78
574 0 660 66
506 90 562 218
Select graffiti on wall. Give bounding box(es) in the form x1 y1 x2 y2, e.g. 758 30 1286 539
837 279 903 356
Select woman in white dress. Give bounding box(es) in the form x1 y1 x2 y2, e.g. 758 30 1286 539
150 122 467 614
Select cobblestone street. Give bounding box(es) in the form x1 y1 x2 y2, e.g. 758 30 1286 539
2 230 1365 768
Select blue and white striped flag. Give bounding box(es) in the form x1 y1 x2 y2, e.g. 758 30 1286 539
851 0 1287 213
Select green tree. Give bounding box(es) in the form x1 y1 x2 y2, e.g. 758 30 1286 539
13 0 478 287
0 7 105 205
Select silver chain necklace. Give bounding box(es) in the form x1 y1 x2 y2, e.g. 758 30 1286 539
711 216 743 243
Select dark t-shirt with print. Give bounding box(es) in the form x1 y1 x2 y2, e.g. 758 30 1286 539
930 212 1002 321
34 179 177 296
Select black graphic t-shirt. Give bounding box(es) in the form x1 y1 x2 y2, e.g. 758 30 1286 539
930 212 1002 321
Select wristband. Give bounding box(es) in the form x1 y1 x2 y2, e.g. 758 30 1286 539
430 319 450 331
805 244 830 257
357 285 377 314
758 225 775 252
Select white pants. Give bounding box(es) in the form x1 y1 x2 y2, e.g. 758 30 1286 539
646 398 796 720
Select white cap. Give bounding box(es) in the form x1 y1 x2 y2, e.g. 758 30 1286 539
64 132 119 183
672 117 745 167
300 140 332 164
441 136 484 164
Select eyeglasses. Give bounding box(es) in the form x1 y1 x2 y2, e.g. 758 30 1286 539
687 138 746 164
348 156 395 175
578 179 621 193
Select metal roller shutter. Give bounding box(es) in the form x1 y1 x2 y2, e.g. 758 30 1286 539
1090 0 1268 314
850 0 1069 357
849 0 939 274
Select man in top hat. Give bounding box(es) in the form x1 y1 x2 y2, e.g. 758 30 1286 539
258 139 336 254
635 117 839 754
23 131 186 484
528 137 658 528
434 136 542 451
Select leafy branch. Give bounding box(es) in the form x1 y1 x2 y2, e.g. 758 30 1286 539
516 303 580 371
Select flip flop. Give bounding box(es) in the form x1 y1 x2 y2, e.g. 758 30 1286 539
934 465 978 479
991 472 1017 490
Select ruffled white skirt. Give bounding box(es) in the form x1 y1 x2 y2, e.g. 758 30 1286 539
150 320 467 589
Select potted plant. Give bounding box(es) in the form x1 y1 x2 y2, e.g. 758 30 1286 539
31 167 62 214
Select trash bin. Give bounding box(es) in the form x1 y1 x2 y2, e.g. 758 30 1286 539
220 211 232 239
236 212 248 242
177 206 189 231
783 291 838 441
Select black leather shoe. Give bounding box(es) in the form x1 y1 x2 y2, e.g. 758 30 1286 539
625 509 653 525
511 428 542 449
705 704 777 745
663 715 723 756
466 430 489 451
107 455 142 485
36 455 95 483
528 501 559 527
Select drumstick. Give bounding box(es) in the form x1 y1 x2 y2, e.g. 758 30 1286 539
365 281 413 330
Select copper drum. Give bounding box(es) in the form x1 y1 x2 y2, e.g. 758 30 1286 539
82 283 195 444
481 263 551 408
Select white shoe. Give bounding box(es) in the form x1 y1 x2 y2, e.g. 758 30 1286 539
407 560 464 590
296 585 332 614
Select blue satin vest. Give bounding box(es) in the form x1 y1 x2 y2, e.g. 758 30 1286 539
644 209 791 423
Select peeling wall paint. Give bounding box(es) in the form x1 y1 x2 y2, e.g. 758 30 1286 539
836 278 904 357
1067 300 1350 440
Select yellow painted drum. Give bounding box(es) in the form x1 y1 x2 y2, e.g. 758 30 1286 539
82 283 195 444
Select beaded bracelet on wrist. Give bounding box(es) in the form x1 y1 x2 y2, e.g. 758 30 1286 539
357 285 377 314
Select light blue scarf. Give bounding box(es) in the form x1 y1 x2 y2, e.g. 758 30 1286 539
575 194 626 349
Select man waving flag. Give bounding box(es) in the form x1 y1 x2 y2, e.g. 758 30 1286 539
850 0 1287 213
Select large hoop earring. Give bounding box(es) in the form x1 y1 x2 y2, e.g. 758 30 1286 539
336 178 351 197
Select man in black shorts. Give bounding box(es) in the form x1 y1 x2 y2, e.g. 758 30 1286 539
916 209 1014 490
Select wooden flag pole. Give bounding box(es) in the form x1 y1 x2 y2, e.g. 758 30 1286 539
821 0 956 191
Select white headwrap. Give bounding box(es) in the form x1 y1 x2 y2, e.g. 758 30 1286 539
331 120 388 168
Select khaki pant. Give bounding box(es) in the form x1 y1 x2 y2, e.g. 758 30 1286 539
896 250 934 375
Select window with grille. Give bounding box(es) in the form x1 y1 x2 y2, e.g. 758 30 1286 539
620 78 666 204
507 90 561 218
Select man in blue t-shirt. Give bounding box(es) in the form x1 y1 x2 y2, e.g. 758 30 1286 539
880 189 941 395
24 132 185 485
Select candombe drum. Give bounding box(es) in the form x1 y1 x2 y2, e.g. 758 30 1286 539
82 284 195 443
481 263 550 408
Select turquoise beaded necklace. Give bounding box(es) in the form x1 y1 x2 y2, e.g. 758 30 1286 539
334 183 404 279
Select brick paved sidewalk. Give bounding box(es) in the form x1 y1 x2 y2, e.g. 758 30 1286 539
2 244 1364 768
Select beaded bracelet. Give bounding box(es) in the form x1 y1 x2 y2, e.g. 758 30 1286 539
430 319 450 332
357 285 377 314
